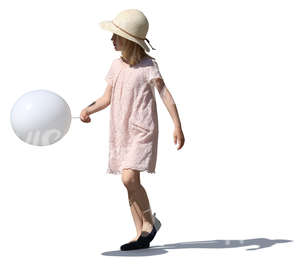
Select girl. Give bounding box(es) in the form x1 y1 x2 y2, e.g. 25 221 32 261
80 9 185 250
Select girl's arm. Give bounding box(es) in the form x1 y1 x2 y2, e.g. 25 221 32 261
85 83 113 115
152 78 185 150
152 78 181 129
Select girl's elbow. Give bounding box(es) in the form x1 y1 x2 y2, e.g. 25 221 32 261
105 98 111 106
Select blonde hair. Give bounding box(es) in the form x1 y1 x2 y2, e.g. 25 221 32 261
118 35 155 67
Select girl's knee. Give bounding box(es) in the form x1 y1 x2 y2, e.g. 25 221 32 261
121 168 140 190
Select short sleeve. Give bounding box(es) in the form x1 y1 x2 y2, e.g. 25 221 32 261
148 60 164 83
105 59 117 86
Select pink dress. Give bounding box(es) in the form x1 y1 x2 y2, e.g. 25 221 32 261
105 56 163 175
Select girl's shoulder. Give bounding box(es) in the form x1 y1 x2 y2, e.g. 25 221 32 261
113 57 122 65
140 57 159 69
111 56 158 70
108 57 126 70
107 57 121 69
144 56 157 64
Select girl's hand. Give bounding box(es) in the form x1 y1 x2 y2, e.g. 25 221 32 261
173 127 185 150
80 108 91 123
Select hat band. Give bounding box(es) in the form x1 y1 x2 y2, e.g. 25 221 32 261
112 21 156 50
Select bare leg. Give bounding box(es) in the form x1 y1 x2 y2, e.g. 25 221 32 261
127 181 143 241
122 168 154 241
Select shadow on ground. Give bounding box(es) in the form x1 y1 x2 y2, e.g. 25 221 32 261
101 238 292 257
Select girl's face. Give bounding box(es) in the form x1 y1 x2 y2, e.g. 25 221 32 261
111 33 123 51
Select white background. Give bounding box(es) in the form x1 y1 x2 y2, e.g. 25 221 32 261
0 0 299 265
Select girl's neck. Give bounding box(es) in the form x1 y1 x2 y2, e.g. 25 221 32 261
120 55 150 67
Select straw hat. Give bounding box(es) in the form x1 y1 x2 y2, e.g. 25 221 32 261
99 9 156 52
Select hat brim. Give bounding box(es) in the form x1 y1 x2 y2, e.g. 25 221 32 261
99 20 150 52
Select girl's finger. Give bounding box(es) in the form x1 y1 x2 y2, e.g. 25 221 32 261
177 140 182 149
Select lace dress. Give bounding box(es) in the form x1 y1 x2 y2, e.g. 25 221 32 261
105 56 163 175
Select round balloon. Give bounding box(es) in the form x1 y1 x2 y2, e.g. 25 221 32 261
10 89 72 146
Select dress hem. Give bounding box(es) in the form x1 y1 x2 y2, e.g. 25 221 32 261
106 167 156 175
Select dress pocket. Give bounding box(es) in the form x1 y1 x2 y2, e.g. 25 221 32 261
130 122 150 133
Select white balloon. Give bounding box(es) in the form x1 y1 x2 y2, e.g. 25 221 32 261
10 89 72 146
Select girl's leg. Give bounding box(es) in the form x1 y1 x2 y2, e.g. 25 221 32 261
127 178 143 241
121 168 154 241
128 202 143 241
121 169 143 241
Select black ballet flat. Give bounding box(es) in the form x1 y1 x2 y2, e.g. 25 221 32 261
120 238 150 251
137 224 157 244
120 212 161 251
